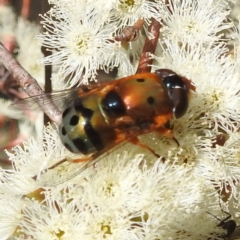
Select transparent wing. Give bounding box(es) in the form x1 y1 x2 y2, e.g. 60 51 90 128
11 85 100 112
39 150 120 187
39 124 161 187
38 127 148 186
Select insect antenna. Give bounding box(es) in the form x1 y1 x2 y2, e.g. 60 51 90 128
206 211 224 222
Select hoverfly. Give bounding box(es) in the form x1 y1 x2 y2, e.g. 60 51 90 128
13 69 194 184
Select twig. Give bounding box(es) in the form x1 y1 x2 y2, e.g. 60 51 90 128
0 158 12 166
2 35 16 53
136 18 161 73
21 0 31 19
42 45 53 125
0 0 8 5
0 42 61 124
0 134 26 150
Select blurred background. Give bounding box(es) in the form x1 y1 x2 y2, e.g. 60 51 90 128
0 0 51 168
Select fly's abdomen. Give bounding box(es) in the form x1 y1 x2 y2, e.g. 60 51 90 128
59 96 116 154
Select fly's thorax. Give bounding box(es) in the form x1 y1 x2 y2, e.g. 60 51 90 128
113 76 173 120
59 96 116 154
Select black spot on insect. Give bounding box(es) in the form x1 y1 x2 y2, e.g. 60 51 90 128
62 127 66 136
74 104 93 119
136 78 145 82
64 143 73 152
80 108 103 151
74 104 84 113
84 123 104 151
74 103 104 151
70 115 79 126
147 96 155 105
207 211 237 239
72 137 88 154
62 108 70 118
102 90 126 117
81 108 94 119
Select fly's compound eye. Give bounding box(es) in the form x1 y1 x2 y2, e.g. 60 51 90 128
155 69 189 119
101 90 126 117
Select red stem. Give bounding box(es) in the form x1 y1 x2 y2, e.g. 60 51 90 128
136 18 161 73
21 0 31 19
0 42 61 124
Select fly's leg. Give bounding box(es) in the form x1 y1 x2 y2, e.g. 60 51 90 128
154 126 180 147
130 137 160 158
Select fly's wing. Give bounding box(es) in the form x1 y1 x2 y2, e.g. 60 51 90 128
38 128 146 187
38 141 128 187
11 85 101 112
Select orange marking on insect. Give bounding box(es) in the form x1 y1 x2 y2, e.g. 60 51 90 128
154 113 173 128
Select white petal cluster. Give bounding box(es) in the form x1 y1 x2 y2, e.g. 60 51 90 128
0 5 16 39
37 0 134 88
108 0 162 28
0 128 225 239
0 6 44 86
152 0 240 238
15 18 44 86
2 0 240 240
160 0 233 44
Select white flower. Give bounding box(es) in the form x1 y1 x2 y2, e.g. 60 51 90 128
0 196 24 239
231 1 240 19
3 124 73 194
160 0 233 44
19 198 84 239
37 1 132 88
196 132 240 197
228 20 240 75
16 18 44 87
108 0 161 28
1 136 225 239
0 6 16 39
154 40 240 133
0 121 229 240
3 0 240 239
